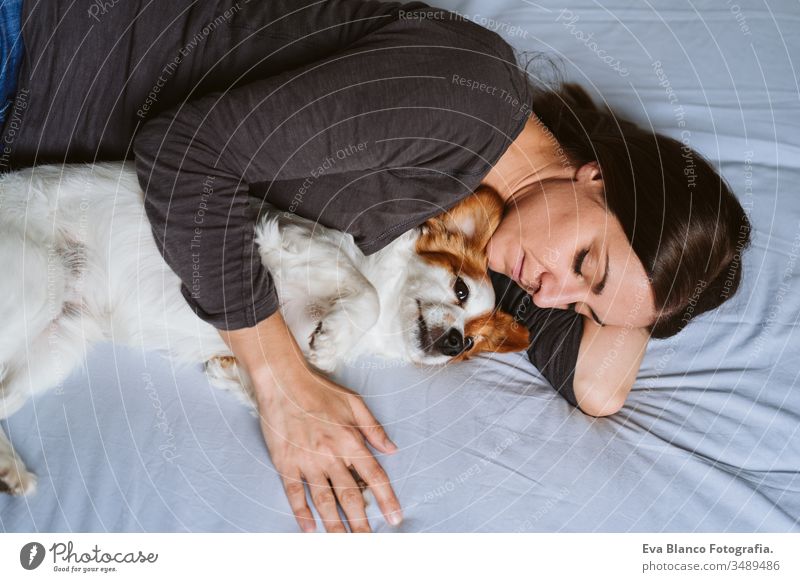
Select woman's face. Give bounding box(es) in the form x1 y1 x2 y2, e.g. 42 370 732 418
486 162 657 329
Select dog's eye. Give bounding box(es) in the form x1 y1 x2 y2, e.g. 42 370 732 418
454 276 469 303
463 336 474 351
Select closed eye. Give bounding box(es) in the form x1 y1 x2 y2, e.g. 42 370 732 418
574 246 610 296
573 247 590 278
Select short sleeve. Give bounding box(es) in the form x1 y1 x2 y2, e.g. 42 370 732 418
490 269 583 407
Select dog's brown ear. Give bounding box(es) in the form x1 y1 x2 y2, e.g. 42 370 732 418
461 309 532 358
423 186 505 250
483 310 532 354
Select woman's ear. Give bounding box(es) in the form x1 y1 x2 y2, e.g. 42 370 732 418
576 160 602 182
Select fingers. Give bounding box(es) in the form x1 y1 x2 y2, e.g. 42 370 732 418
327 465 371 533
306 472 347 533
352 456 403 527
281 472 316 533
350 397 398 454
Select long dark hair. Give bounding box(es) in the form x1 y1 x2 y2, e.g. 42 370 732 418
526 79 751 338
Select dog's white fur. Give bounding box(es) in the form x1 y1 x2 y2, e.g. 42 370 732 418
0 161 502 495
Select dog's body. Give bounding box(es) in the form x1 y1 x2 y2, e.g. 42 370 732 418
0 161 528 495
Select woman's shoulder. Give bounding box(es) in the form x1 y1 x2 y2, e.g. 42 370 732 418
391 8 531 139
395 8 529 97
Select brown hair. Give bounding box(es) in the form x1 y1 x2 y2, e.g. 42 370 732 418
527 81 751 338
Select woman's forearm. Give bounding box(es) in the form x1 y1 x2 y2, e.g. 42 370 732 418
573 319 649 416
217 309 311 404
217 309 403 532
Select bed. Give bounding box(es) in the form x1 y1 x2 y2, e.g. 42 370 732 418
2 0 798 532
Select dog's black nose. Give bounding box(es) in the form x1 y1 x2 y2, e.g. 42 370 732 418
434 328 464 356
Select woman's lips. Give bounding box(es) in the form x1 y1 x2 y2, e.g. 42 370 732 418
512 250 542 293
512 251 524 283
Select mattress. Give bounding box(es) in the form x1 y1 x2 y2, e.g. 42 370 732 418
2 0 798 532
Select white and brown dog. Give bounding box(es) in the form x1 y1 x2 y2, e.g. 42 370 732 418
0 161 530 495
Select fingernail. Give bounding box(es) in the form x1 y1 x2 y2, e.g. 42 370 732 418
387 510 403 526
301 520 316 533
384 438 398 453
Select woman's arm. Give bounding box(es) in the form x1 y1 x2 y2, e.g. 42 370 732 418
490 269 648 415
218 310 402 533
131 5 440 532
132 5 527 530
573 321 649 417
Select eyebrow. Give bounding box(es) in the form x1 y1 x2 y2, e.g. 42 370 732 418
592 250 610 296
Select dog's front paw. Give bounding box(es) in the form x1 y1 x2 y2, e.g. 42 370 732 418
204 355 258 414
307 320 341 373
0 454 37 496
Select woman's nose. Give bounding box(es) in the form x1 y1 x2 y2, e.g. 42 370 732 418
532 273 587 308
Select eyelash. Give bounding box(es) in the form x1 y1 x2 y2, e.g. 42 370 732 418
573 247 590 278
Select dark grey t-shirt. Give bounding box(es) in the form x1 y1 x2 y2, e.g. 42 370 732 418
3 0 582 408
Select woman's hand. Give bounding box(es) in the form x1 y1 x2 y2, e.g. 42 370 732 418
253 362 401 533
219 310 402 533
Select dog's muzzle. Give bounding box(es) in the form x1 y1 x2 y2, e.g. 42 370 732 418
433 327 464 357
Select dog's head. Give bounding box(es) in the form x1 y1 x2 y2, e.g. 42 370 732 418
399 186 531 366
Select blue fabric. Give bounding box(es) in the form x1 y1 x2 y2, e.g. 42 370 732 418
0 0 23 129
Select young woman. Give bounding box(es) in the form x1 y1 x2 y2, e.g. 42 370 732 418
1 0 749 532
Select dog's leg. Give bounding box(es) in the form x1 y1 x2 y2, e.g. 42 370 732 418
255 212 380 373
0 311 92 495
306 278 380 373
0 231 67 366
2 310 93 408
0 362 39 496
0 423 36 496
203 355 258 414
